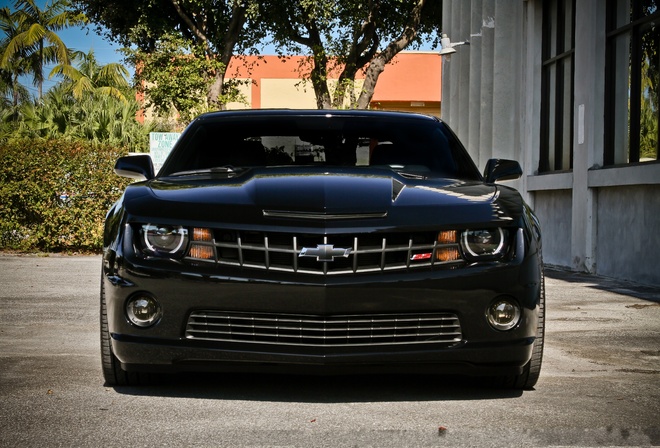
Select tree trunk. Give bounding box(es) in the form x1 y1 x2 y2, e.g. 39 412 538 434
310 54 332 109
356 0 428 109
37 39 44 101
170 0 246 111
356 57 387 109
12 73 19 107
208 70 225 110
332 64 357 109
332 5 379 108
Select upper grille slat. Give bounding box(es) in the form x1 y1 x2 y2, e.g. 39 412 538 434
186 312 463 347
186 230 462 275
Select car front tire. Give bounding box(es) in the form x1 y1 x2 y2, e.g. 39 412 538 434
501 268 545 390
100 278 153 386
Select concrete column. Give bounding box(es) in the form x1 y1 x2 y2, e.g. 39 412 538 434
492 0 521 162
457 0 472 148
521 0 544 206
468 0 483 167
479 1 495 166
449 2 461 127
571 0 606 273
442 0 526 177
441 0 453 120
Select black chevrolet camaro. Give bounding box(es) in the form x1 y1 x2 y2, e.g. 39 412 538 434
102 109 544 389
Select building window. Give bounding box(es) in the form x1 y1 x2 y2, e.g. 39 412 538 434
540 0 575 173
605 0 660 165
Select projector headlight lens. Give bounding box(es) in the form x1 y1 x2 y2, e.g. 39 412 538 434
141 224 189 257
461 228 507 259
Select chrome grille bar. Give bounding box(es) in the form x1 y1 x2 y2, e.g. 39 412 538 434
292 235 298 272
186 312 463 347
186 230 463 275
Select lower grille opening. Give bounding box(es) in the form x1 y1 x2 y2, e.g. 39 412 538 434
185 311 463 348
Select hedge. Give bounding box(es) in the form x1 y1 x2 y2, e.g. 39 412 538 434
0 138 131 253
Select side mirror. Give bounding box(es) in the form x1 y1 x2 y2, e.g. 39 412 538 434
483 158 522 183
114 155 154 181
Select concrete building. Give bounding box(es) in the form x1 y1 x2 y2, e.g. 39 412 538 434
224 52 441 117
441 0 660 286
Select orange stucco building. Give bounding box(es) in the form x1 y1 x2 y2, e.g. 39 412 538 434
224 51 441 117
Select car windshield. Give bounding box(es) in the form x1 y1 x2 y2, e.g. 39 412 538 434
159 113 481 180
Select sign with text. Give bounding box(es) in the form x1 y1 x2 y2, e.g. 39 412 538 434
149 132 181 173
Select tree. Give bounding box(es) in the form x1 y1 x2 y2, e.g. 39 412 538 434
3 83 153 152
74 0 266 109
0 6 31 107
355 0 440 109
124 33 231 123
263 0 440 109
0 0 86 101
50 49 130 102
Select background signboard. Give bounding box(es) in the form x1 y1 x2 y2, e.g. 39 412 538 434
149 132 181 173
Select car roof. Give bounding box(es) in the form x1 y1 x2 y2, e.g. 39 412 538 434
194 109 442 123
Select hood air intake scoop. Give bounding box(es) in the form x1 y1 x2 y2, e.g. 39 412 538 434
262 210 388 220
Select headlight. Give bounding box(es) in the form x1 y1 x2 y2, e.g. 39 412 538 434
461 228 508 259
141 224 189 257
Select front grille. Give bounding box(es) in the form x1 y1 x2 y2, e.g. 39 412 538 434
185 311 463 347
185 230 462 275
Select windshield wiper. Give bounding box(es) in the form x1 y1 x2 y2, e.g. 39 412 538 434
167 166 242 177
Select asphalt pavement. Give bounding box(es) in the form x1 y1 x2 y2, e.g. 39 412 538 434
0 254 658 447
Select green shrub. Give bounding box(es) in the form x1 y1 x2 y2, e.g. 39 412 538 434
0 138 131 253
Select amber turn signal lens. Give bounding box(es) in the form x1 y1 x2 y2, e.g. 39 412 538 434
437 230 457 244
188 243 214 260
436 247 460 262
193 227 213 242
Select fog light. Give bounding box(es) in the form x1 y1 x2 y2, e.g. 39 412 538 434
126 294 162 327
487 298 521 331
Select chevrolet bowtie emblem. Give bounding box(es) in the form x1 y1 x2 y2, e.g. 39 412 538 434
299 244 351 262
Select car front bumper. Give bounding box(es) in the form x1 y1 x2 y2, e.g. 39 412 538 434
103 248 542 377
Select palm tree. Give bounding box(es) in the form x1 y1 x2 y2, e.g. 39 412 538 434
0 6 31 106
0 0 86 101
50 49 130 102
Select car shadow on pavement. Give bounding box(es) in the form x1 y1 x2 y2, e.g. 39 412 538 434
111 372 524 402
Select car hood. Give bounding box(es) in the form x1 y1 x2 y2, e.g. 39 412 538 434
121 167 523 228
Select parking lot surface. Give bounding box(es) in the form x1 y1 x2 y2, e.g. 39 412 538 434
0 254 658 447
